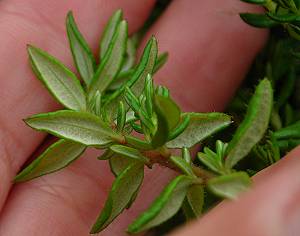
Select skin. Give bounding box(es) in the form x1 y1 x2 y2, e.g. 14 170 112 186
0 0 298 235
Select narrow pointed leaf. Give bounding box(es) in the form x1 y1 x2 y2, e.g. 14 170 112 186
25 110 123 147
14 139 86 182
121 37 137 72
182 185 204 219
167 113 231 148
127 175 197 233
28 45 86 111
273 121 300 140
100 9 123 58
240 0 266 4
110 145 149 164
152 95 181 148
240 13 279 28
197 152 222 174
170 156 194 176
98 149 114 160
225 79 273 169
66 11 96 86
153 52 168 73
116 101 126 132
168 114 191 141
208 172 251 200
89 20 128 94
90 163 144 233
267 12 299 23
109 155 136 176
103 37 158 119
128 36 158 95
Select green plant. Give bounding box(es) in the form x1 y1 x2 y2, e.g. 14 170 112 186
14 1 300 234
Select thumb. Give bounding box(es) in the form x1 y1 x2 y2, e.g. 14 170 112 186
171 146 300 236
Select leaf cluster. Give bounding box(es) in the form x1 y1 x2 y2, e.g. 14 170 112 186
240 0 300 40
16 9 244 234
15 3 297 234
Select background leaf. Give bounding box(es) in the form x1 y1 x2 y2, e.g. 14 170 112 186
14 139 86 182
25 110 122 147
225 79 273 169
28 45 86 111
240 13 278 28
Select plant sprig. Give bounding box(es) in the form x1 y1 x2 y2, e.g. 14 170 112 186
15 6 286 235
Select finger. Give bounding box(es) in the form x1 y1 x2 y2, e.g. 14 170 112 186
0 0 155 209
144 0 267 112
171 146 300 236
0 0 267 235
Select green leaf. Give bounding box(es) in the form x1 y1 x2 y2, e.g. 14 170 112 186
155 85 169 97
182 185 204 219
127 175 198 233
277 67 296 108
66 11 96 86
90 163 144 233
152 95 181 148
102 37 158 120
240 13 279 28
28 45 86 111
225 79 273 169
170 156 195 176
116 101 126 132
99 9 123 59
277 139 300 151
167 113 231 148
274 121 300 140
153 52 169 73
182 147 191 164
207 172 252 200
287 24 300 40
168 114 191 141
14 139 86 182
240 0 266 4
144 74 154 117
89 20 128 94
121 36 137 72
198 151 222 174
25 110 123 147
110 145 149 164
125 135 152 150
128 36 158 95
124 87 153 130
109 155 136 176
267 12 299 23
88 90 102 116
198 141 228 175
97 149 114 160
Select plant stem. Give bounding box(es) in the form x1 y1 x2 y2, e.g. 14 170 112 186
191 164 216 182
142 148 216 181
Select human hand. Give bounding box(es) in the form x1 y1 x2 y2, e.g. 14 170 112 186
0 0 280 235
